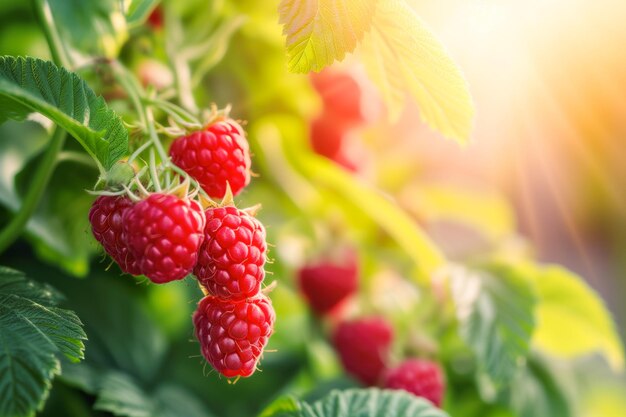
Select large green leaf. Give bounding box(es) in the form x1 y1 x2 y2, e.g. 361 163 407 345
0 266 86 417
359 0 474 143
450 264 537 386
261 389 450 417
278 0 378 72
530 265 624 371
0 56 128 171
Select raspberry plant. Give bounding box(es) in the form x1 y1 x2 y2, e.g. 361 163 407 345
0 1 624 417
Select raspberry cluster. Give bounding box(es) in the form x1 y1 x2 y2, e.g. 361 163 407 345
295 248 445 406
332 316 445 407
89 117 274 379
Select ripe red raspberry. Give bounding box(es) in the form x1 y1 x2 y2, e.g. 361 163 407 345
193 294 275 378
169 119 251 199
383 359 445 407
333 317 394 385
298 251 358 315
194 206 266 300
89 196 141 275
123 193 206 283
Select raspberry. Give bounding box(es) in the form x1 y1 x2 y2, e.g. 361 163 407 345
309 116 345 158
89 196 141 275
298 252 358 315
123 193 206 283
194 206 266 300
383 359 445 407
193 294 275 378
310 70 365 126
333 317 394 385
169 119 251 199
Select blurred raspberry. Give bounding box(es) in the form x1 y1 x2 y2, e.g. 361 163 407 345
298 251 358 315
333 317 394 385
383 359 445 407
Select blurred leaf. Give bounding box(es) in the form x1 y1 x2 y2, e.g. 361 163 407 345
450 264 536 386
262 388 450 417
93 372 215 417
583 383 626 417
278 0 377 73
0 56 128 171
49 0 128 58
22 162 97 276
402 184 515 240
58 274 167 384
263 114 445 282
500 356 573 417
124 0 159 27
0 121 48 209
530 265 624 371
359 0 474 142
258 397 302 417
93 372 150 417
0 266 86 417
290 146 446 283
0 121 95 276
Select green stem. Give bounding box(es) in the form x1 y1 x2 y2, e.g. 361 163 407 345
0 127 66 254
145 106 169 163
31 0 70 67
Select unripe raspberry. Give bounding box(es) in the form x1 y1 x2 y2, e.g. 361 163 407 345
298 251 358 315
194 206 266 300
123 193 206 283
89 195 141 275
193 294 275 378
169 119 251 199
383 359 445 407
333 317 394 385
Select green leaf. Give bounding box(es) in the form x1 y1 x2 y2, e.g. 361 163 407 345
262 389 450 417
450 264 537 386
278 0 378 73
500 356 573 417
0 266 86 417
359 0 474 143
259 397 303 417
531 265 624 371
92 372 215 417
0 56 128 171
56 274 167 384
49 0 128 58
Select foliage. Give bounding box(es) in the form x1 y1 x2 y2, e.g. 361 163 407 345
0 267 85 417
0 56 128 172
0 0 624 417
